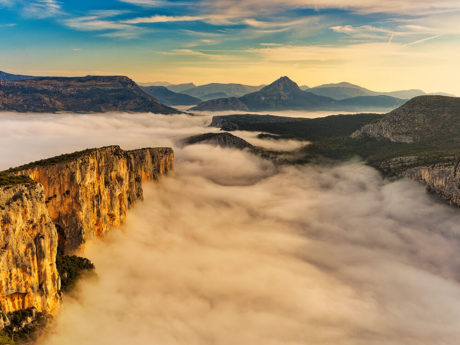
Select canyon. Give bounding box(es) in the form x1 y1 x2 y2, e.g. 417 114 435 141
0 146 174 325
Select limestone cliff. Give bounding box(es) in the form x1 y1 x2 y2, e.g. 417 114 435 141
0 145 174 321
376 155 460 207
10 146 174 254
0 182 60 315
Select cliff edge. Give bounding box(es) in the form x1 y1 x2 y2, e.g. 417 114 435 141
0 145 174 323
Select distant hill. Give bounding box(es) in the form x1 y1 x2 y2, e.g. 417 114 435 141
200 92 228 100
191 97 249 111
191 77 405 112
167 83 197 93
141 86 202 106
0 70 38 81
138 81 172 87
335 95 405 110
352 96 460 145
181 83 264 100
306 82 427 100
0 76 178 114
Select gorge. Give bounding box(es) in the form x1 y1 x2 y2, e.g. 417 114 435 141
0 145 174 339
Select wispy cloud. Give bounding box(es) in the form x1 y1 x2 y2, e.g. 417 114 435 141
22 0 62 18
64 16 133 31
119 0 186 7
63 10 146 38
407 34 442 46
201 0 460 17
244 18 311 29
123 15 205 24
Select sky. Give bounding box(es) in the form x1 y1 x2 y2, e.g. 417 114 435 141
0 0 460 94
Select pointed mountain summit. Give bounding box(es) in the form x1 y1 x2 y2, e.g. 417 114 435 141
190 76 406 112
260 76 301 94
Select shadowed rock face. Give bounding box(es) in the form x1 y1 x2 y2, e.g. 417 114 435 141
0 146 174 318
0 76 179 114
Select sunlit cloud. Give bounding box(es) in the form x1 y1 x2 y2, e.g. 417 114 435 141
119 0 187 7
123 15 205 24
201 0 460 17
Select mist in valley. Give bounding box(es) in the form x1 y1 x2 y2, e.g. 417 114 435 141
1 112 459 344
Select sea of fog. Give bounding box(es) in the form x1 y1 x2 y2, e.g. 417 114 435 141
0 112 459 344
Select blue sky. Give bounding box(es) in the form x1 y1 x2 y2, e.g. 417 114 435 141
0 0 459 94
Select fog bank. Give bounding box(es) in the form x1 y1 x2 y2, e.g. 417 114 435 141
0 112 458 344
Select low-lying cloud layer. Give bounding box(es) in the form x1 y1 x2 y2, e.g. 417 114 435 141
0 112 459 344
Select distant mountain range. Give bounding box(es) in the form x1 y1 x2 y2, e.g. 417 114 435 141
141 86 202 106
190 77 408 112
0 75 178 114
303 82 450 100
143 78 453 110
179 83 264 101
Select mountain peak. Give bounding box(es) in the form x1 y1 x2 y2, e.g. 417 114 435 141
262 76 300 93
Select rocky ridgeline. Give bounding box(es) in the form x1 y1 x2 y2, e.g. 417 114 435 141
0 146 174 322
350 95 460 206
0 76 178 114
376 155 460 207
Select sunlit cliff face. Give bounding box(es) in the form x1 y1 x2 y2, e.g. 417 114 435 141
1 112 459 344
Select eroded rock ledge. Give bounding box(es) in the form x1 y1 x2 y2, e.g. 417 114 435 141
0 146 174 320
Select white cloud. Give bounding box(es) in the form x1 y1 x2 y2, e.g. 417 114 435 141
123 15 205 24
64 16 133 31
22 0 62 18
119 0 182 7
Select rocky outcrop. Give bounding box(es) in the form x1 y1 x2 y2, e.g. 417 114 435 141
10 146 174 254
0 183 60 316
184 132 254 149
377 155 460 206
0 145 174 320
351 96 460 143
0 76 179 114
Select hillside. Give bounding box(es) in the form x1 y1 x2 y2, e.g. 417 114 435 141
0 76 179 113
141 86 202 105
351 96 460 145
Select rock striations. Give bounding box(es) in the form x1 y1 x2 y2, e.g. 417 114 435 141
0 182 60 315
0 145 174 320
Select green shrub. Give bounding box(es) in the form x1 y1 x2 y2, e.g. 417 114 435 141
56 255 95 292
